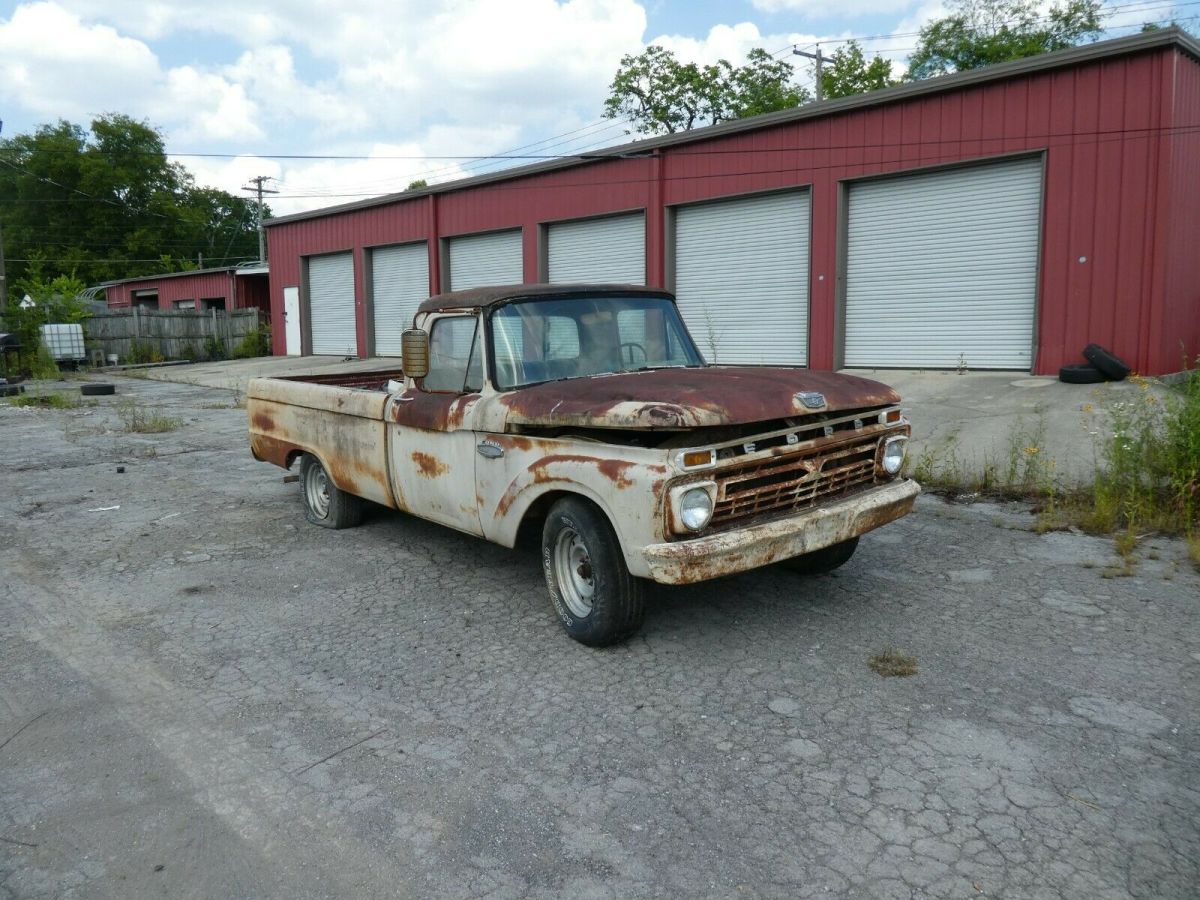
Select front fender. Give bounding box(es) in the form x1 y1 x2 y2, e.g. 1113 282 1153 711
474 434 670 578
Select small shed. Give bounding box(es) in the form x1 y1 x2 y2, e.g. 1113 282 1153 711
104 265 271 322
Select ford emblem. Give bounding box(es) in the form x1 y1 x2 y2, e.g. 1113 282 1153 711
795 391 826 409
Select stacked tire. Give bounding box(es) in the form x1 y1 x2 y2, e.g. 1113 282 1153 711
1059 344 1131 384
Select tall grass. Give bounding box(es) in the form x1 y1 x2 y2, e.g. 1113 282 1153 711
1086 371 1200 533
909 365 1200 539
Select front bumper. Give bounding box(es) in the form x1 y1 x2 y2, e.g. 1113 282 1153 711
641 478 921 584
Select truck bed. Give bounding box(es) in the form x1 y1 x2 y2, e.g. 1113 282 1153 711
246 369 401 509
272 368 405 391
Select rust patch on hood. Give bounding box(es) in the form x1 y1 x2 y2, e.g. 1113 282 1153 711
411 451 449 478
498 368 899 430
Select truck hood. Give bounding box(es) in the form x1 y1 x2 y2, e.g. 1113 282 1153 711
497 367 900 430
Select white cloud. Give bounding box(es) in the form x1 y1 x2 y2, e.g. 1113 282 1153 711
0 2 159 120
224 46 368 137
160 68 262 142
0 0 968 220
0 2 263 141
751 0 919 16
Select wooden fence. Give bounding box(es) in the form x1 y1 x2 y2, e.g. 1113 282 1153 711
85 308 262 362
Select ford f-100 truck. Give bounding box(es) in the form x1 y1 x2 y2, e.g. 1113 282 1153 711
247 284 919 645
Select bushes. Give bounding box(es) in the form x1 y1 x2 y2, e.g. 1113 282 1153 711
126 340 164 365
232 326 271 359
0 274 88 377
1088 371 1200 533
203 334 227 361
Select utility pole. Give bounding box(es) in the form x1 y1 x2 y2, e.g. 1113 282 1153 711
0 219 7 313
793 45 827 103
241 175 278 264
0 120 6 312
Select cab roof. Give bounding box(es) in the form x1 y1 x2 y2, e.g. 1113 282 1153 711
416 283 674 315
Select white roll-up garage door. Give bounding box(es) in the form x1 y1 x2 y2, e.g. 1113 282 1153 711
548 213 645 284
843 156 1042 369
674 191 810 366
371 243 428 355
307 252 357 356
447 229 523 290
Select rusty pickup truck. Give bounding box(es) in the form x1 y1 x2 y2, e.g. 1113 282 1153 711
247 284 919 645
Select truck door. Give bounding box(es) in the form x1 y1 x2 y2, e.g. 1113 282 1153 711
387 312 484 536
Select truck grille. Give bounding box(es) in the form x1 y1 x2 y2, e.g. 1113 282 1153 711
709 434 880 529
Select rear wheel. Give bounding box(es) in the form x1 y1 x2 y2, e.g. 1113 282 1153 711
780 537 859 575
299 453 363 529
542 497 645 646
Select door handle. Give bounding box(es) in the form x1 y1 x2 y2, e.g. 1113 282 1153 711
476 441 504 459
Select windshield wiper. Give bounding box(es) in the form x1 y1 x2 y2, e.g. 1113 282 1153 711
623 364 696 373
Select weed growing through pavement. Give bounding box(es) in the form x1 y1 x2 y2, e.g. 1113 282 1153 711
1042 365 1200 538
115 398 183 433
906 414 1054 501
8 391 92 410
913 365 1200 547
868 648 918 678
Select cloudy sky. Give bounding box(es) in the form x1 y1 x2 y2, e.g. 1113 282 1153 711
0 0 1187 216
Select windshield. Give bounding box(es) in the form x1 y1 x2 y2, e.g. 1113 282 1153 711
489 295 704 390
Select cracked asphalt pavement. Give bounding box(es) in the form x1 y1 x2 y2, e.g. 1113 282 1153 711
1 376 1197 899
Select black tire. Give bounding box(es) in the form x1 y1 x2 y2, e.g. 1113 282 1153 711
299 453 363 529
1082 343 1131 381
81 383 116 396
542 497 645 646
0 384 23 397
1059 363 1106 384
780 537 860 575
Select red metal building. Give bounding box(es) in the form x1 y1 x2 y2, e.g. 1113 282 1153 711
105 265 271 321
264 29 1200 375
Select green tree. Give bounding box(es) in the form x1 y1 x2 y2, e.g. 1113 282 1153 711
0 270 89 375
727 49 812 117
603 45 809 135
0 114 262 288
406 178 428 191
907 0 1103 80
820 41 898 99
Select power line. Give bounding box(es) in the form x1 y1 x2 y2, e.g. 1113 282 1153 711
4 257 256 264
17 119 1154 207
4 115 1196 204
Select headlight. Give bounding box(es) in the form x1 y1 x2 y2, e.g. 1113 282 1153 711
679 487 714 532
881 436 908 475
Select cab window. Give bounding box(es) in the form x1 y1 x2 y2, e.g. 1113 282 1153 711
424 315 482 393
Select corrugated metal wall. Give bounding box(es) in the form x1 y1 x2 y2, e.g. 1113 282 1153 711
1161 52 1200 371
106 271 237 310
264 43 1200 375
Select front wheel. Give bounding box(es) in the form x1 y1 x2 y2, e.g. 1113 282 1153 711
779 537 859 575
299 453 363 529
542 497 645 646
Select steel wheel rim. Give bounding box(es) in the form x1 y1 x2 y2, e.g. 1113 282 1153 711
554 527 594 618
305 462 331 519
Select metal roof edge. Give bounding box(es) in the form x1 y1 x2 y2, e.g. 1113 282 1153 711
105 264 258 286
264 28 1198 229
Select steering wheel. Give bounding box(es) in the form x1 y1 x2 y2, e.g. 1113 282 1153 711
620 342 648 366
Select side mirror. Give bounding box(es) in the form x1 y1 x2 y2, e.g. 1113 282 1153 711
401 329 429 379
